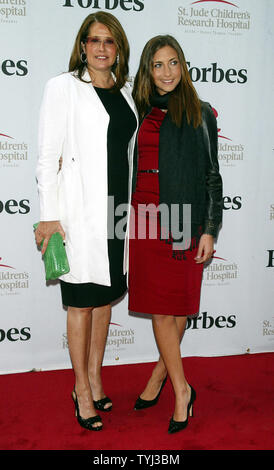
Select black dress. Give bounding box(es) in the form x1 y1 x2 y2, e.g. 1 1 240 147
60 86 137 308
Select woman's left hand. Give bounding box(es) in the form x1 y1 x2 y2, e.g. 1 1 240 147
195 234 214 264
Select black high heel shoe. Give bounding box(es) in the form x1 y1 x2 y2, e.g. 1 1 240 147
168 385 196 434
72 389 103 431
134 376 167 410
93 396 112 412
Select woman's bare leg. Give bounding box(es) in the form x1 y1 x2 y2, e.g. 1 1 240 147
151 315 191 421
87 304 112 408
139 316 187 401
67 306 101 427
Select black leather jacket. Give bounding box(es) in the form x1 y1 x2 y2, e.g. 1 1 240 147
132 101 223 238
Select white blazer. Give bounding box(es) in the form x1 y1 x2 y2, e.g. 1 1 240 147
36 70 138 285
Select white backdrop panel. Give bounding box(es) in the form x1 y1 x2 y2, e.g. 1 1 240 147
0 0 273 374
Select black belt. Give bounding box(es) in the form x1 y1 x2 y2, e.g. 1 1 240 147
139 169 159 174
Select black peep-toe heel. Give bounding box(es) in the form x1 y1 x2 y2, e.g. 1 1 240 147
93 396 112 412
72 389 103 431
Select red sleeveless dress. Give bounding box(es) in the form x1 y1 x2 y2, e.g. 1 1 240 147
128 107 204 316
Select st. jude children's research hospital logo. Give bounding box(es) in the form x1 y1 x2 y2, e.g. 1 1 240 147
178 0 251 35
0 257 29 295
203 254 238 286
0 0 27 22
63 322 135 362
211 108 245 167
0 132 28 168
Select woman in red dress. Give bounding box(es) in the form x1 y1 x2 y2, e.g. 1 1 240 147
128 35 222 433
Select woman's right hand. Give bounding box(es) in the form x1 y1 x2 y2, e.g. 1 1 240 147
35 221 65 255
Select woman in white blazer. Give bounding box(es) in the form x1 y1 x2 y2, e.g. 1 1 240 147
35 12 138 431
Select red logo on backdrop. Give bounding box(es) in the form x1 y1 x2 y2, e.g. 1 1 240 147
212 254 227 261
191 0 238 7
0 257 15 269
212 108 231 141
0 133 13 139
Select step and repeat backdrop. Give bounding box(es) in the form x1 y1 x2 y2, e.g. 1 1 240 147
0 0 273 374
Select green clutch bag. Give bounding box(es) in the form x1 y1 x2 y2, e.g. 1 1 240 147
33 223 70 281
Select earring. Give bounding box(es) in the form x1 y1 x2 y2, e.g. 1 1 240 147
80 51 87 64
116 54 119 65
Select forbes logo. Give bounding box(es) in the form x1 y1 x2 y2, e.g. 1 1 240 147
186 62 247 84
186 311 236 330
0 199 30 214
0 327 31 342
1 59 28 76
222 195 242 210
266 250 274 268
63 0 144 10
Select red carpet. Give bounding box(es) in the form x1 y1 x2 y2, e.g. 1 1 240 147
0 353 273 451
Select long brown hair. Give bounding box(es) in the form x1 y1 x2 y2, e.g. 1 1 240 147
69 12 129 91
133 35 202 127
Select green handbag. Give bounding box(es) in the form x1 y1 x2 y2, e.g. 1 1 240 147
33 223 70 280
